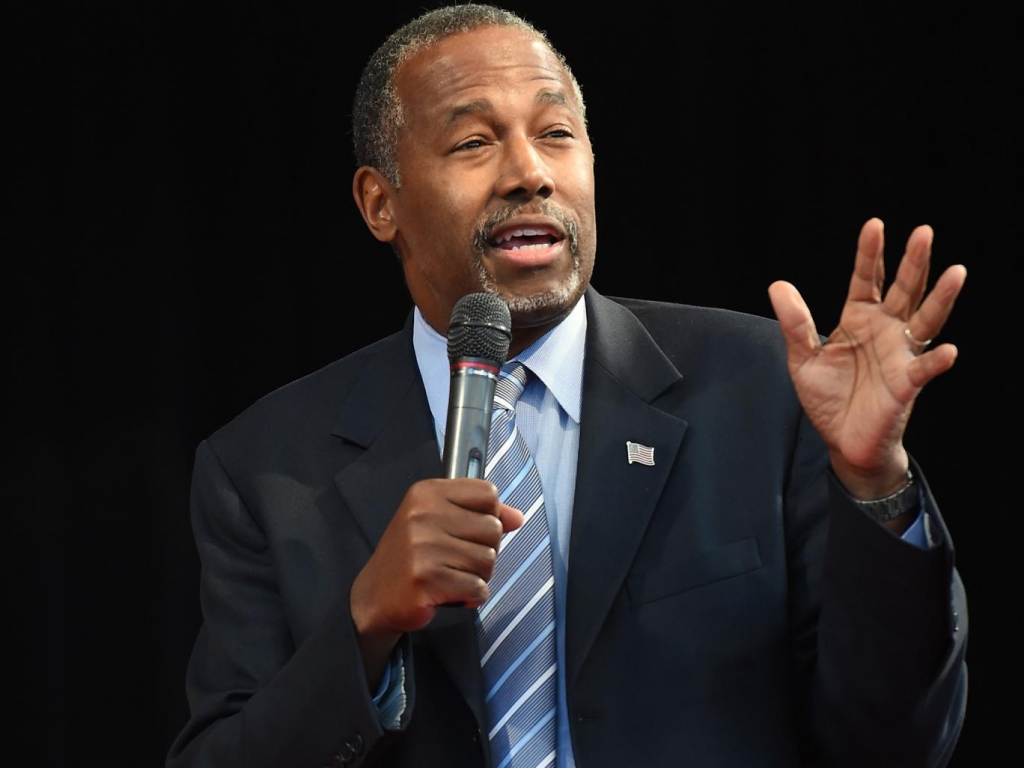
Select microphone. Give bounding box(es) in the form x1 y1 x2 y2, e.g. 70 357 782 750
441 292 513 479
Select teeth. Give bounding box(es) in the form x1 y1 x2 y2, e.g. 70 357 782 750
497 228 545 243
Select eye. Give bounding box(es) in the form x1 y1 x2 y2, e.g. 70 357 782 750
453 138 488 152
541 127 574 140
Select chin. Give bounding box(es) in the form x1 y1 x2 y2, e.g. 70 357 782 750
502 273 584 329
474 252 590 329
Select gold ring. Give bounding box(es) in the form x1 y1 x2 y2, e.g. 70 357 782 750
904 326 932 349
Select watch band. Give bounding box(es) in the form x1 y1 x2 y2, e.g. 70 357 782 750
852 469 918 522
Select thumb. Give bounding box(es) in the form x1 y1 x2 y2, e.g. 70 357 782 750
498 502 525 533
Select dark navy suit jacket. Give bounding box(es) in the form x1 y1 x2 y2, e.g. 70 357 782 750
167 287 967 768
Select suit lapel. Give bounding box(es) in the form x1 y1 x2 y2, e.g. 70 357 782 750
330 323 440 547
328 316 486 731
565 289 689 687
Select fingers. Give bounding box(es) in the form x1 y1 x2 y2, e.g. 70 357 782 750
352 478 524 634
883 223 934 319
905 263 968 356
846 217 887 304
846 217 935 309
903 261 965 388
434 479 507 545
848 219 966 351
907 340 960 389
404 478 508 581
498 501 525 533
768 279 820 363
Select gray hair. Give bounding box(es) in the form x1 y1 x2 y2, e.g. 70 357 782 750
351 3 586 187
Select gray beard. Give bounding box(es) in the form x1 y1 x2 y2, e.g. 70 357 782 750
473 252 583 318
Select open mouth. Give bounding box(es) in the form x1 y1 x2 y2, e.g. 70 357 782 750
490 227 562 251
474 205 577 259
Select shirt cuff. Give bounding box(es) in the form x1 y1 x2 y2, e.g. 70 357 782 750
900 507 933 548
371 645 407 729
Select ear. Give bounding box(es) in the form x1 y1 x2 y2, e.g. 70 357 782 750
352 166 398 243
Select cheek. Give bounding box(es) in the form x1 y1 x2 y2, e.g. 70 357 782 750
397 177 485 276
576 160 597 197
436 167 492 220
556 153 595 202
409 172 485 239
563 162 597 232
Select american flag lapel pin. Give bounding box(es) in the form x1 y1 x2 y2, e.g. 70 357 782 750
626 441 655 466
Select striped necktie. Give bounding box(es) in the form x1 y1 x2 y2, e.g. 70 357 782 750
477 362 557 768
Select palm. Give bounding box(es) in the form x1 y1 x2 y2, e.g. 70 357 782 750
768 218 966 476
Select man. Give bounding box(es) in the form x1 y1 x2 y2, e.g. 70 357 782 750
167 4 968 768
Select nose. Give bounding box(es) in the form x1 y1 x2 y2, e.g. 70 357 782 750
495 135 554 201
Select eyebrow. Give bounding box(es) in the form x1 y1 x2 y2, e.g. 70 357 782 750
443 89 575 128
445 99 493 128
535 89 570 110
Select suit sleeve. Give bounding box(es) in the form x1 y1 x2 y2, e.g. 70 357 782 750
166 439 413 768
787 415 968 768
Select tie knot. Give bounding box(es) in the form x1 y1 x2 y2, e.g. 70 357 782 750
493 362 529 411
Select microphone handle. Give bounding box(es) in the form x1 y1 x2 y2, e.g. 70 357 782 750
438 358 501 609
441 360 499 479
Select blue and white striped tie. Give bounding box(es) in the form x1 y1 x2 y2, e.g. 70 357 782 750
478 362 557 768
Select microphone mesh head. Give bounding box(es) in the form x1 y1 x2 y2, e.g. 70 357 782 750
447 292 512 365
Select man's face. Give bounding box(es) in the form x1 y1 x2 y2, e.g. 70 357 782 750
382 25 596 349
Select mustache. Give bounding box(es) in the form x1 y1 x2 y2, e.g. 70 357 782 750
472 202 579 256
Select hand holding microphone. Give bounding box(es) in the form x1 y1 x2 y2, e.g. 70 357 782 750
349 294 524 678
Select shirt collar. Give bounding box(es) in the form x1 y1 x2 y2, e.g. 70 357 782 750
414 296 587 432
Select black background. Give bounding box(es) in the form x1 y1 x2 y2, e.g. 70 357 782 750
7 1 1015 765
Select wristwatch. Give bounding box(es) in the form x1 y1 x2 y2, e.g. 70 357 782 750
852 469 918 522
